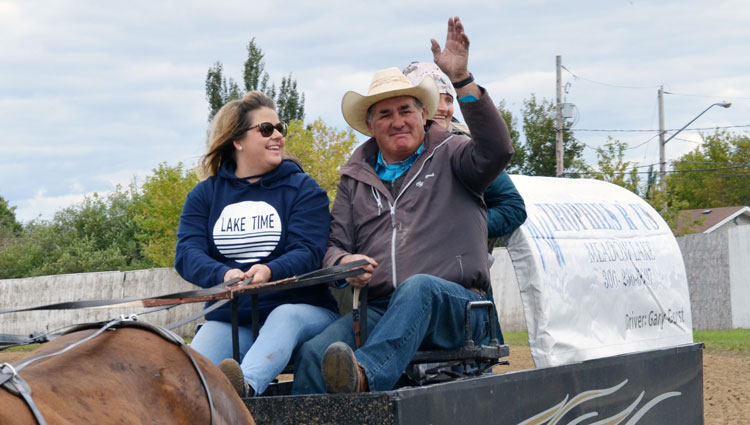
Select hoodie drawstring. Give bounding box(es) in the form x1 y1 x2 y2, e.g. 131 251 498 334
371 186 383 216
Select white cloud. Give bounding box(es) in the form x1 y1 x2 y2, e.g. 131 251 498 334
2 0 750 220
13 189 87 223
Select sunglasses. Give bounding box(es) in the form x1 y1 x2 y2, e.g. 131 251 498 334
247 122 288 137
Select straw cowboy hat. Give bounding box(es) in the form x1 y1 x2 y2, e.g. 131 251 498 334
341 67 439 136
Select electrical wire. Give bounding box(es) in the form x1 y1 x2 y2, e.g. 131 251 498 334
665 91 750 101
561 65 661 90
573 124 750 132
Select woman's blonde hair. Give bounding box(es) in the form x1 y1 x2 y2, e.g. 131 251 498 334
198 91 277 180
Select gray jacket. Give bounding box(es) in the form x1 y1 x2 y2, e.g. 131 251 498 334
324 89 513 300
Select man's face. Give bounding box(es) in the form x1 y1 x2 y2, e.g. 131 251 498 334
366 96 427 163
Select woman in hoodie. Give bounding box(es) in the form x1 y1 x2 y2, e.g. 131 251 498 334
175 91 338 397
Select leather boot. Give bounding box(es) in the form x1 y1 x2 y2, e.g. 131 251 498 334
218 358 255 398
321 341 369 393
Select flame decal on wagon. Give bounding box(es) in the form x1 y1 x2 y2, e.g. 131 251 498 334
518 379 681 425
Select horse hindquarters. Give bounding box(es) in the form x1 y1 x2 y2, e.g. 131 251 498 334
3 327 255 424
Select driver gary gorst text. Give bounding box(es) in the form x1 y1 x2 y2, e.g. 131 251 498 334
626 309 685 331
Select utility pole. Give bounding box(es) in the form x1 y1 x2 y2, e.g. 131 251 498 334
657 87 730 193
658 86 666 191
555 55 564 177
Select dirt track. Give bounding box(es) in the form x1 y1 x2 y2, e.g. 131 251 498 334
2 346 747 423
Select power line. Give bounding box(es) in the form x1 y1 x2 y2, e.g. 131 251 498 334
669 165 750 172
677 161 750 165
665 91 750 101
627 134 659 150
561 65 661 90
573 124 750 132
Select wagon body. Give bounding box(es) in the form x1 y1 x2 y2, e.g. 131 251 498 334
245 343 703 424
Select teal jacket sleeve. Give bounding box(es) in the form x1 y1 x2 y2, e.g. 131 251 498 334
484 171 527 238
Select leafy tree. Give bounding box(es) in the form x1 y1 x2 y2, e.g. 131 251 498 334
39 187 148 275
276 74 305 124
667 129 750 209
588 137 640 193
496 101 524 174
206 38 304 124
517 94 586 176
0 196 22 237
285 119 359 202
132 162 198 267
243 38 273 95
0 220 54 278
643 164 658 200
205 61 241 121
644 186 704 236
0 187 152 278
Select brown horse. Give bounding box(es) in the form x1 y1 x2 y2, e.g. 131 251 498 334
0 323 255 424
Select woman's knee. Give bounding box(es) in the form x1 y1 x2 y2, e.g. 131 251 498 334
265 303 303 323
265 304 336 330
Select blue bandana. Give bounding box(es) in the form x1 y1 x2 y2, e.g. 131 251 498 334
375 143 425 181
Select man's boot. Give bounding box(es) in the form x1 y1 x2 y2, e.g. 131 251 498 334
321 342 368 393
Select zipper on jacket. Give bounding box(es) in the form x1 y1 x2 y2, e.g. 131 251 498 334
456 255 465 281
386 136 454 289
389 204 397 287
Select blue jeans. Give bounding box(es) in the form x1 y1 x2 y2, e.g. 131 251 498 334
292 274 491 394
191 303 338 395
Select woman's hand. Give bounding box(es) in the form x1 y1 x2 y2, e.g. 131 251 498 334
223 268 245 283
245 264 273 284
223 264 272 284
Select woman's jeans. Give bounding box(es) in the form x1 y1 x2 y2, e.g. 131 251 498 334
191 303 338 395
291 274 492 394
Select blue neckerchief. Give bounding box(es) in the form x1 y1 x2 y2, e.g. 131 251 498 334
375 143 425 181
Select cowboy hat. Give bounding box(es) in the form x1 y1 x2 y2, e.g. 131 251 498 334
341 67 438 136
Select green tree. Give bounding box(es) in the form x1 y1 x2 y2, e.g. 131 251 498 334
243 38 273 95
132 162 198 267
518 94 586 176
0 187 152 278
0 220 54 278
40 187 149 275
667 129 750 209
497 101 524 174
276 74 305 123
644 186 704 236
205 61 241 121
0 196 22 237
285 119 359 202
206 38 304 123
588 137 640 193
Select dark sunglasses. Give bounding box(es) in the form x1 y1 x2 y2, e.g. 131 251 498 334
248 122 288 137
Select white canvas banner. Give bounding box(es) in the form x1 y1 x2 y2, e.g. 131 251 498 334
505 176 693 368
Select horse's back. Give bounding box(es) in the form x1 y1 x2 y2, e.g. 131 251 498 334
1 326 255 424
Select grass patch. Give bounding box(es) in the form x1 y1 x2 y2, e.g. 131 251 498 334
503 331 529 346
504 329 749 356
4 344 39 352
694 329 750 355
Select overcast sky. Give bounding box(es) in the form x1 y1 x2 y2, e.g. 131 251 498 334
2 0 748 223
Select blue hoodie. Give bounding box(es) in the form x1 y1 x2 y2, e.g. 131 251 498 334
175 159 338 323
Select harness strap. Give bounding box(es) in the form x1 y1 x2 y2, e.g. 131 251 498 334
1 363 49 425
181 344 216 425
